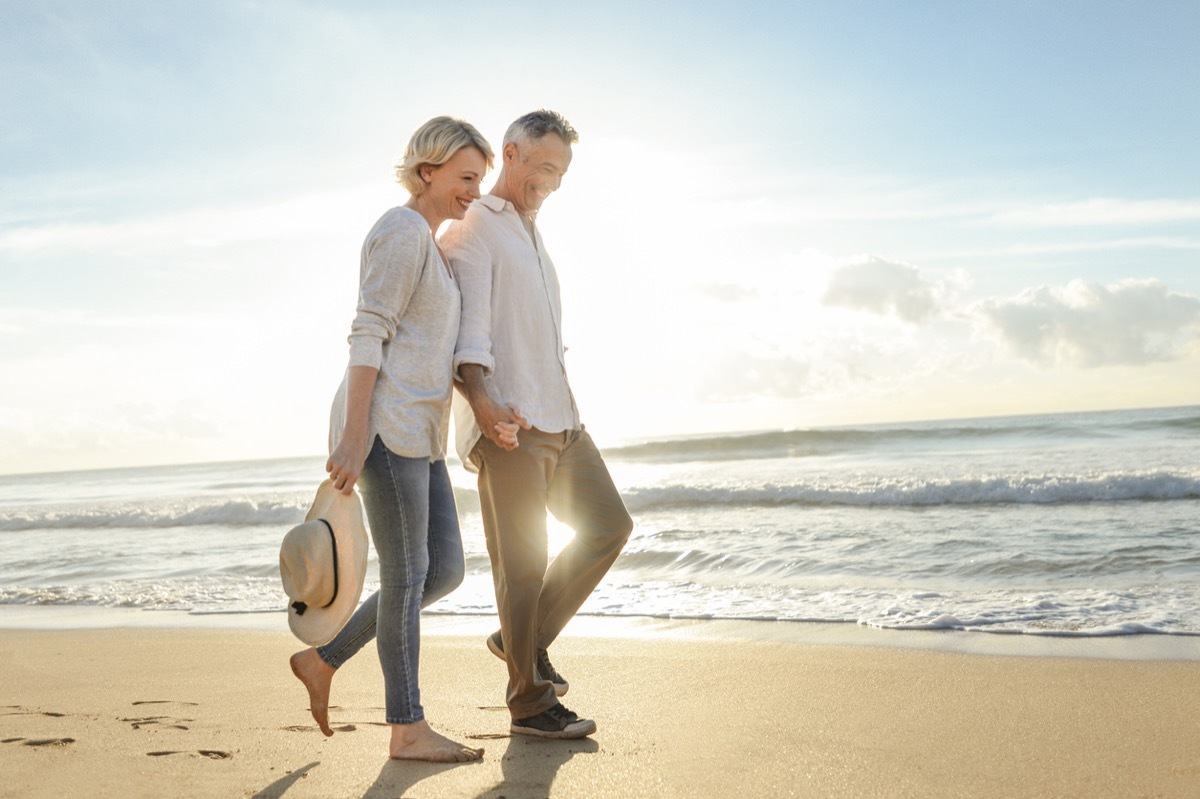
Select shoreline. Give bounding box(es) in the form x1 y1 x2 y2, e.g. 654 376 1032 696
3 605 1199 662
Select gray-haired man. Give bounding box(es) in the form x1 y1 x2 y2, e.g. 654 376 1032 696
441 110 633 739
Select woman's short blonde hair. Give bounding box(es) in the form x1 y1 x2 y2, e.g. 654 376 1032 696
395 117 494 196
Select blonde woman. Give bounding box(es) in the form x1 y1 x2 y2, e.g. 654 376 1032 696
290 117 496 762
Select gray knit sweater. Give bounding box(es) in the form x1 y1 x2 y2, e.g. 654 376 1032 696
328 206 461 461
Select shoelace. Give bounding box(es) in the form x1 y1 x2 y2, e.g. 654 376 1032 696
537 649 565 683
546 703 576 721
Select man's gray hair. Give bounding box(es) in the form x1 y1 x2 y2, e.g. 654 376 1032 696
503 109 579 148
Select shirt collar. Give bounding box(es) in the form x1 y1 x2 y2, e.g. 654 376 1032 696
478 194 513 213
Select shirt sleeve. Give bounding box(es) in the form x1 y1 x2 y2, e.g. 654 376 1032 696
347 213 427 369
442 222 496 378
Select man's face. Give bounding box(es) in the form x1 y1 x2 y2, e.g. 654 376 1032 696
505 133 572 216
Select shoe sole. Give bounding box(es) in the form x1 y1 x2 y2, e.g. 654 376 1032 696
487 634 569 697
510 718 597 739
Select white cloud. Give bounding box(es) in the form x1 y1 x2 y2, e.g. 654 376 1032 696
984 198 1200 227
822 256 954 324
907 236 1200 263
690 283 761 303
0 183 383 255
975 279 1200 367
694 351 816 401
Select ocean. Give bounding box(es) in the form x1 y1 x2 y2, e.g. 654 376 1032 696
2 406 1198 643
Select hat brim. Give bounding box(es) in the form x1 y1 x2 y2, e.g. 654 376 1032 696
287 480 370 646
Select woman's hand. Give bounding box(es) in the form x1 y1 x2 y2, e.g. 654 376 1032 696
494 416 528 451
326 436 368 494
326 365 379 493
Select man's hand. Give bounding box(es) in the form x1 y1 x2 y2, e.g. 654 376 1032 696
458 364 530 450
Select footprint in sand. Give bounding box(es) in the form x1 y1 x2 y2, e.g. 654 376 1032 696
122 715 192 731
1 708 77 748
146 750 231 759
0 707 68 718
282 723 358 733
126 701 198 731
133 700 199 707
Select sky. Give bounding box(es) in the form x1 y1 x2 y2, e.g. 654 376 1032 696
2 0 1199 475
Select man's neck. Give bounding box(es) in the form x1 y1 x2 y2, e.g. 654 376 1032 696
489 187 536 237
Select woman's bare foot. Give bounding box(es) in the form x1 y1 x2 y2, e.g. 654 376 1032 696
289 648 335 736
389 720 483 762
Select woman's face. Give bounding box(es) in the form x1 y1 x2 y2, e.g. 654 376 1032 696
422 146 487 223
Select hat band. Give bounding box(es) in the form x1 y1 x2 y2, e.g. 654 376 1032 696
291 518 339 616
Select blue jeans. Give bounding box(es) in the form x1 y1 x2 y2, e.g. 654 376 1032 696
315 437 465 725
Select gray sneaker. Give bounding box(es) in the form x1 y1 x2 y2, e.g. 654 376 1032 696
486 631 569 696
511 702 596 739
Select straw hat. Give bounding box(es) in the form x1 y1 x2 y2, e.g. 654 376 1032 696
279 480 369 646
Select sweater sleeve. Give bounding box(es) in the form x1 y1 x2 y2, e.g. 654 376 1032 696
443 222 496 378
347 212 427 369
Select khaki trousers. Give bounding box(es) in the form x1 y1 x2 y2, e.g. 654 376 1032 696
470 427 633 718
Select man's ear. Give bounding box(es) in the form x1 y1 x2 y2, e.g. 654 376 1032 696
503 141 519 163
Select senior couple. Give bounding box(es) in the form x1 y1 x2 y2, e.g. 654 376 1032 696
287 111 633 762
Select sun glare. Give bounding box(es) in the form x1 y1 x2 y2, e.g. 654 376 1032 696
546 515 576 559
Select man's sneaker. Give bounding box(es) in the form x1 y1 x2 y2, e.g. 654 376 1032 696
486 631 569 696
535 649 569 696
511 702 596 739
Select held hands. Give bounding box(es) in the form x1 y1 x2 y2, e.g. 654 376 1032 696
478 399 530 451
495 419 525 450
457 364 530 451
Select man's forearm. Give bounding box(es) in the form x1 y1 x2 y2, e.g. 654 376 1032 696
456 363 492 407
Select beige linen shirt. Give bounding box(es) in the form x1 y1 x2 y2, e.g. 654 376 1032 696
441 195 580 470
328 206 461 461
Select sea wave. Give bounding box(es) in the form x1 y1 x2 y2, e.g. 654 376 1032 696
0 487 483 532
0 498 307 532
0 576 287 613
613 538 1200 584
6 578 1198 637
621 470 1200 511
604 407 1200 464
4 470 1196 531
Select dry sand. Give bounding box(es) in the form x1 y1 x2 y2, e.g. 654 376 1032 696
2 625 1199 798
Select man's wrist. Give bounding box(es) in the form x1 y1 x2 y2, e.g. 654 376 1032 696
458 364 490 403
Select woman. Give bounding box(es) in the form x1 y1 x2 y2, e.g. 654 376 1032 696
289 116 500 763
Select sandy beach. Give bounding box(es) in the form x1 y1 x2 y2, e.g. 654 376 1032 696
2 622 1199 799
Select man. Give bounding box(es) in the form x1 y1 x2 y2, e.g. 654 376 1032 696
441 110 633 740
